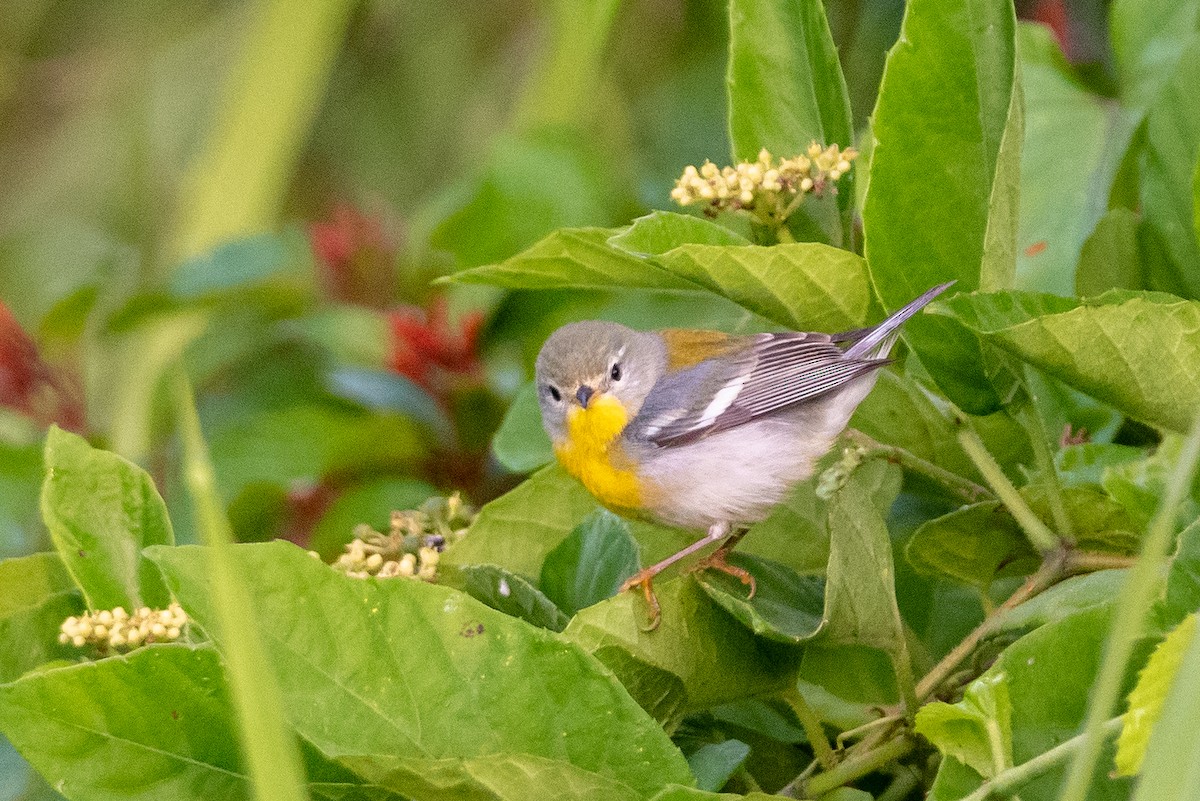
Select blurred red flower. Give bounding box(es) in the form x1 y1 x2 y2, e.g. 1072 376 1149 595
387 296 484 391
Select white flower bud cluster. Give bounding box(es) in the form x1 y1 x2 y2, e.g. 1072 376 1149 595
59 603 188 651
321 492 474 582
670 143 858 225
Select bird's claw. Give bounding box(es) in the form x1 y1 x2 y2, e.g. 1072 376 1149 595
620 569 663 631
689 548 757 599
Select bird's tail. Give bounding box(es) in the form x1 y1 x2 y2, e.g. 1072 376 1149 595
843 281 955 360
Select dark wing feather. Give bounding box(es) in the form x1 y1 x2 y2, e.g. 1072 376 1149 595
627 332 887 447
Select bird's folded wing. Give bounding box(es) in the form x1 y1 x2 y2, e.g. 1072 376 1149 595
628 332 886 447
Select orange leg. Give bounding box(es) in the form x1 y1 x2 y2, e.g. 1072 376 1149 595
687 527 755 598
620 523 750 630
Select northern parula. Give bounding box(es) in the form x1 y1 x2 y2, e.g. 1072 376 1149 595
535 281 952 627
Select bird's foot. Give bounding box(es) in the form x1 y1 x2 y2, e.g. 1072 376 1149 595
688 547 756 599
619 569 663 631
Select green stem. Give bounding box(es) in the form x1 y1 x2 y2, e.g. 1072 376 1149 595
794 735 916 798
877 766 922 801
1058 415 1200 801
782 685 837 770
845 429 992 502
889 642 920 722
956 422 1061 554
174 370 308 801
964 717 1124 801
1016 398 1075 543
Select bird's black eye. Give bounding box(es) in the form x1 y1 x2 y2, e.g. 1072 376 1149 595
548 385 561 401
610 363 622 381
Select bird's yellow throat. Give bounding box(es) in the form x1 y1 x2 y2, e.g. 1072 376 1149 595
554 394 642 510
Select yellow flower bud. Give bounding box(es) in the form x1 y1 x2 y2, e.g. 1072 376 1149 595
700 161 719 179
151 623 166 638
97 610 113 626
167 626 181 640
72 635 86 648
800 177 814 192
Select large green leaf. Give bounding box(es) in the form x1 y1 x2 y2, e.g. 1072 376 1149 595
863 0 1021 413
1109 0 1200 111
149 542 693 797
653 243 871 332
564 577 802 716
1162 519 1200 629
540 510 640 616
457 565 570 633
491 383 554 473
1139 36 1200 299
1075 208 1143 297
939 290 1200 433
726 0 854 246
695 553 825 644
448 228 698 291
1133 611 1200 799
40 426 173 610
607 212 751 255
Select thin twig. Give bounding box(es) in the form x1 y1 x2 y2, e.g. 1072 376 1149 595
1015 398 1075 543
782 685 837 770
786 735 916 798
845 429 993 502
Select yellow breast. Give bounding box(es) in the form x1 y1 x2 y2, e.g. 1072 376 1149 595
554 394 642 510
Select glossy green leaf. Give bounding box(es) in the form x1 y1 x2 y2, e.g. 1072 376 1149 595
1075 208 1143 297
1133 609 1200 800
565 577 802 715
341 752 643 801
649 788 778 801
149 542 693 796
726 0 854 245
653 243 871 331
608 212 751 255
863 0 1020 413
540 510 640 616
695 553 824 644
1116 613 1197 776
821 460 904 649
458 564 570 632
940 290 1200 433
448 228 697 291
492 382 554 473
1016 24 1135 295
916 673 1013 778
686 740 750 793
40 426 173 610
1139 36 1200 299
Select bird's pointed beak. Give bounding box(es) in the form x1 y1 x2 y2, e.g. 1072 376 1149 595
575 385 594 408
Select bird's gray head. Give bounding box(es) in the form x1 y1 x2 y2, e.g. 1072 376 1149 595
534 321 668 443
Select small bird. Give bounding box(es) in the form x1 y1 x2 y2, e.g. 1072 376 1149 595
535 281 953 627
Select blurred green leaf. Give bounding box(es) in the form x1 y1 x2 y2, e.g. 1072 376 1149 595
653 243 871 331
916 673 1013 778
1102 435 1200 528
1163 519 1200 629
738 475 830 574
686 739 750 793
939 290 1200 433
449 227 698 291
1139 37 1200 299
726 0 854 245
168 233 292 298
994 570 1128 635
1076 208 1143 297
1110 0 1200 111
40 426 173 610
457 564 570 632
150 541 693 796
565 577 802 715
286 306 390 369
0 589 81 684
1133 610 1200 799
0 440 43 561
1055 442 1147 488
696 553 824 644
325 366 454 439
540 510 639 616
308 478 437 559
863 0 1021 414
492 382 554 473
821 460 904 649
608 212 751 255
1115 612 1196 776
0 552 71 619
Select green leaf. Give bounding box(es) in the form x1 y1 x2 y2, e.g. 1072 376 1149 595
1133 610 1200 800
448 227 698 291
653 243 871 331
821 461 904 649
40 426 173 610
0 552 73 619
695 554 825 644
686 740 750 793
0 590 82 684
916 673 1013 778
458 564 571 632
608 212 752 255
863 0 1021 413
1139 36 1200 299
1076 208 1144 297
0 645 251 800
540 510 640 616
738 475 832 574
1110 0 1200 111
168 233 292 298
994 570 1128 636
307 478 437 559
1161 518 1200 629
565 577 802 715
1115 613 1197 776
939 290 1200 433
149 542 693 796
492 382 554 473
650 788 779 801
726 0 854 245
1102 434 1200 528
1055 442 1147 488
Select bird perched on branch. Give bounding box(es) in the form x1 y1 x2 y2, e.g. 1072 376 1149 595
535 281 953 628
